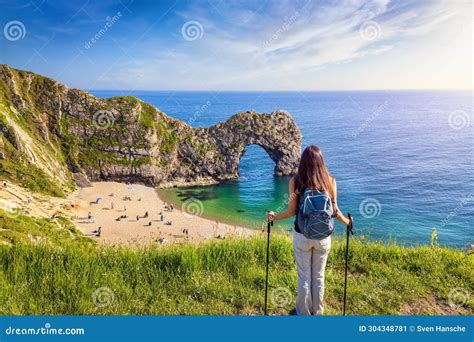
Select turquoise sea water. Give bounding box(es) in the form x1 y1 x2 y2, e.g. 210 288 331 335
91 90 473 247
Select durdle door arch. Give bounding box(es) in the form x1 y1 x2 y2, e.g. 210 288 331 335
172 110 303 185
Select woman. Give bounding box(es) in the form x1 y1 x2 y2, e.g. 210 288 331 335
267 145 350 315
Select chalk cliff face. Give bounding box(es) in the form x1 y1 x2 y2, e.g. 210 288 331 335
0 65 301 192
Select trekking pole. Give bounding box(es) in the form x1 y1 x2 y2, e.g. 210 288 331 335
343 213 353 316
264 213 273 315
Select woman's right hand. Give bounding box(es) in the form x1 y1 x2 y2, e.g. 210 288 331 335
267 211 275 222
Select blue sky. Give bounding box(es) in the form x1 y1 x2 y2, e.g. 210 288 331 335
0 0 472 90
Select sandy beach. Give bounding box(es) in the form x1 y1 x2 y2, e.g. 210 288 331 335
68 182 256 246
0 181 256 246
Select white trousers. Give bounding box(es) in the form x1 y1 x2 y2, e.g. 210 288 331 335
293 231 331 315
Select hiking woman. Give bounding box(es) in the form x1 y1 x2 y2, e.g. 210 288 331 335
267 145 351 315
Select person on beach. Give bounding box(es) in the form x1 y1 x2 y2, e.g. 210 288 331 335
92 227 101 237
87 212 93 222
160 214 164 222
267 145 351 316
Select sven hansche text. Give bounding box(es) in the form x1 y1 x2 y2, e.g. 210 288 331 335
416 325 466 333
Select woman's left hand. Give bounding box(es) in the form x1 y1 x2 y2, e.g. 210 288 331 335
345 215 353 226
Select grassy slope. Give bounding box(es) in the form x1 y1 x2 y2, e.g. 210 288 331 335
0 68 72 197
0 211 472 315
0 66 182 193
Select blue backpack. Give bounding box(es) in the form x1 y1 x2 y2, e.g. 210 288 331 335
297 188 335 240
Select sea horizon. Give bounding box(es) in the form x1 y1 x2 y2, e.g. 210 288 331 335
87 89 473 93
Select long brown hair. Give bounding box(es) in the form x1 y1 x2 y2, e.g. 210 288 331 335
295 145 334 202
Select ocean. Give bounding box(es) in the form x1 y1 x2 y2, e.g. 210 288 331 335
90 90 473 247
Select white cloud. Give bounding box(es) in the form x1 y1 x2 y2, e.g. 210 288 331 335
85 0 472 90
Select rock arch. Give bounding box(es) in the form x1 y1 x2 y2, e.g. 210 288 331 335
172 110 302 185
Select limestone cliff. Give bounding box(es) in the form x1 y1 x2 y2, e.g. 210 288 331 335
0 65 301 194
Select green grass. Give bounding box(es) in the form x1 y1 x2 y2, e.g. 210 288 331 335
139 103 157 129
0 137 66 197
155 121 179 154
0 213 472 315
0 210 94 248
